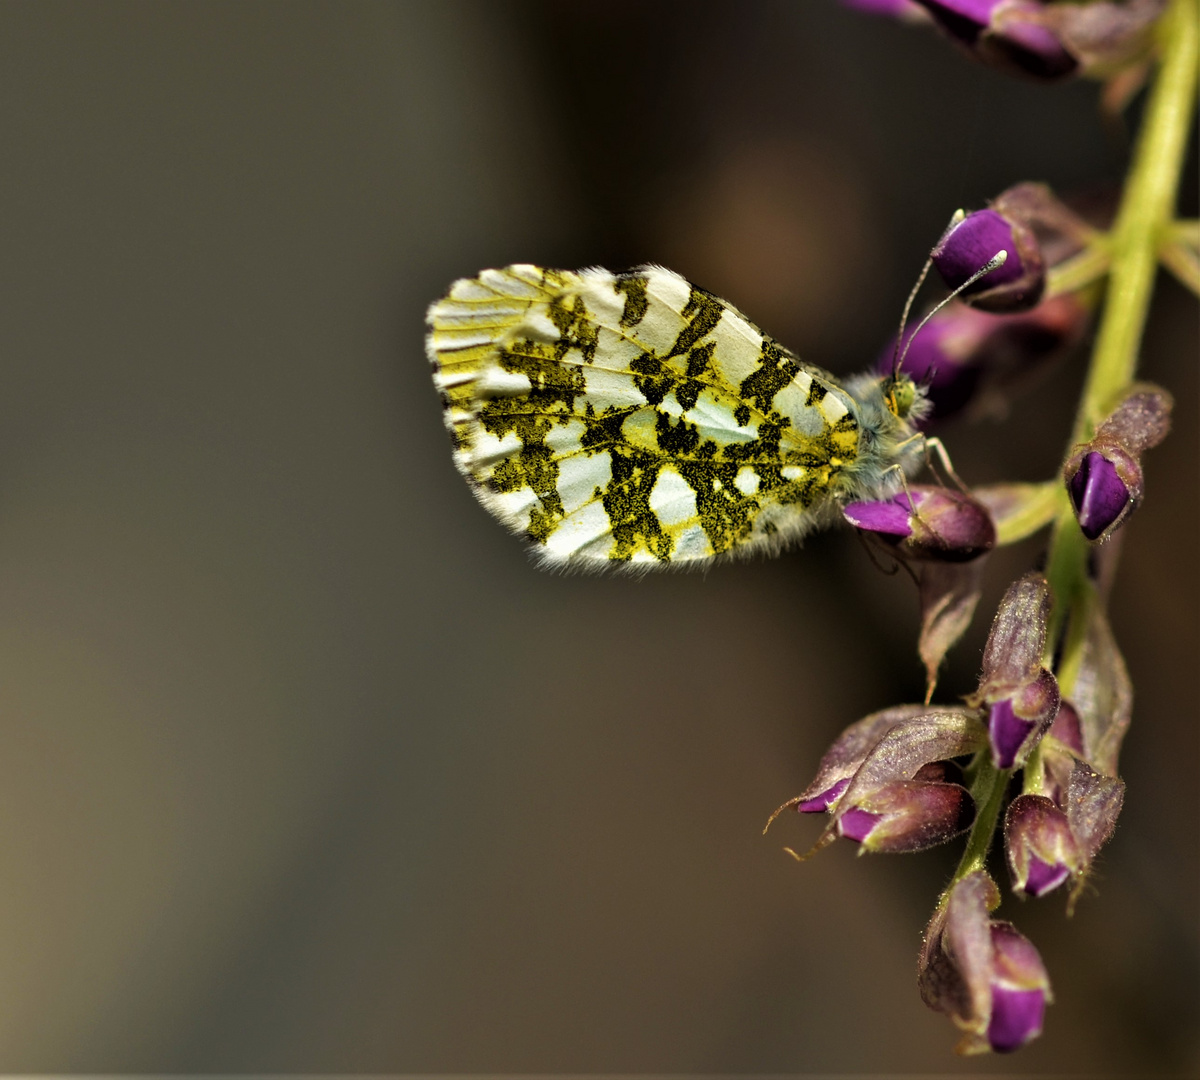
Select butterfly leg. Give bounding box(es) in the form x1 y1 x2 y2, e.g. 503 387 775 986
923 435 971 493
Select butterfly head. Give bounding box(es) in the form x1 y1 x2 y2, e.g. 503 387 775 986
883 372 928 425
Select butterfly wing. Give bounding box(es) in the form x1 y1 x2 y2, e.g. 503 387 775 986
427 264 862 566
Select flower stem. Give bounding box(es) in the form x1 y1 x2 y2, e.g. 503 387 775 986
1070 0 1199 442
1046 0 1199 666
942 759 1009 901
945 0 1199 900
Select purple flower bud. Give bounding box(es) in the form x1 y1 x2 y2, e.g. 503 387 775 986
1066 450 1133 540
1005 793 1080 897
919 871 1052 1054
1063 384 1172 543
914 1 1079 79
771 708 988 857
977 572 1050 684
836 777 975 853
843 486 995 562
778 704 933 820
931 208 1045 313
986 668 1060 769
880 292 1090 426
970 574 1060 768
986 922 1051 1051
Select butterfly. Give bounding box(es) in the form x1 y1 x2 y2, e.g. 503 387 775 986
427 263 930 567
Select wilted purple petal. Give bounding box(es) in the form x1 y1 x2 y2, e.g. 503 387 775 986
838 807 882 842
1068 450 1131 540
987 986 1045 1052
796 777 850 813
843 496 913 536
979 573 1052 686
933 209 1024 291
919 557 987 699
989 698 1035 769
1024 855 1071 897
1069 603 1132 775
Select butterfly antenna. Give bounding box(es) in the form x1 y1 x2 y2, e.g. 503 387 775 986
891 256 934 382
891 209 966 382
895 249 1008 375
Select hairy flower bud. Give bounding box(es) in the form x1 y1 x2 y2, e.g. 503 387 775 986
843 486 996 561
987 668 1061 769
1064 383 1172 542
1067 449 1135 540
919 871 1052 1053
970 573 1060 769
838 775 975 853
769 708 987 858
1005 793 1080 897
932 207 1045 312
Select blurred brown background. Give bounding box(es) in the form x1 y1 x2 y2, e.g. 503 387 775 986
0 0 1194 1072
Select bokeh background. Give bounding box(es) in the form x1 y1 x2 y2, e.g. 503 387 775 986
0 0 1194 1072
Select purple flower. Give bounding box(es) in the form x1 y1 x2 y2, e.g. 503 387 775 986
919 871 1052 1053
969 574 1060 769
843 486 995 561
880 292 1090 425
836 768 975 853
1063 383 1172 543
1004 793 1080 898
931 208 1045 312
987 670 1059 769
986 923 1051 1051
1067 450 1132 540
768 706 986 857
914 1 1079 79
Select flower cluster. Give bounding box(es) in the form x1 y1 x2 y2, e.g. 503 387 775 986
771 1 1194 1046
770 567 1138 1052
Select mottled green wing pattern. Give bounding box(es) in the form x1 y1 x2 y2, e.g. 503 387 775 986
427 264 862 565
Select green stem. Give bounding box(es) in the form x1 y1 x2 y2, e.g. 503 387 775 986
1048 0 1198 649
945 0 1199 899
1070 0 1199 443
942 760 1009 900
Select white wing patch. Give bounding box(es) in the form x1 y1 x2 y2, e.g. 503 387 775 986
427 264 915 566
